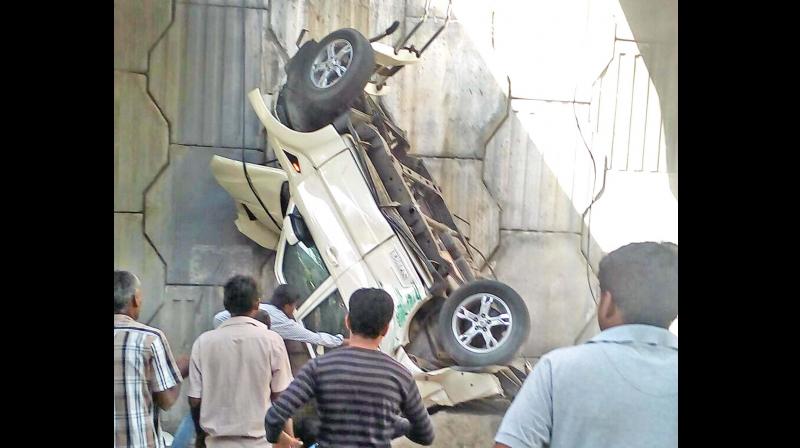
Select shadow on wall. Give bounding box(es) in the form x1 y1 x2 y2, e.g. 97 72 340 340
481 102 606 355
618 0 678 199
376 8 606 356
415 0 679 354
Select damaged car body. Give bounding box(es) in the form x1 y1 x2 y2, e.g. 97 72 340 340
210 1 530 413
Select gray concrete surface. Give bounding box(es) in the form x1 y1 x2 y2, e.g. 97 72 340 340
382 19 508 159
421 158 500 258
114 0 172 73
392 399 509 448
114 71 169 212
114 213 167 327
483 102 593 233
148 2 269 149
491 231 598 356
144 144 270 285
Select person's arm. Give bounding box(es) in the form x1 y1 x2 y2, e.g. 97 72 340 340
270 388 294 439
399 379 435 445
391 416 411 439
156 353 190 410
265 359 318 443
176 354 191 379
189 397 205 448
269 340 297 441
153 386 180 410
280 417 294 438
187 340 206 446
271 311 343 347
150 332 183 411
212 310 230 329
493 358 554 448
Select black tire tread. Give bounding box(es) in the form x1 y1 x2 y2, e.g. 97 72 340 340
283 28 375 131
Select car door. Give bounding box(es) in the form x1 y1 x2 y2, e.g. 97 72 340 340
210 155 288 250
275 205 348 358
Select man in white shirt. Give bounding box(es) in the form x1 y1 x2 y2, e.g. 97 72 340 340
172 285 342 448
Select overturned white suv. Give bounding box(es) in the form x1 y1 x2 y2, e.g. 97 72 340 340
210 13 530 407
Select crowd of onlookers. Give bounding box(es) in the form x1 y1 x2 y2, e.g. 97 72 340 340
114 241 677 448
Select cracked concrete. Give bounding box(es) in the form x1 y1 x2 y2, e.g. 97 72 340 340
115 0 173 72
144 144 271 285
115 71 170 213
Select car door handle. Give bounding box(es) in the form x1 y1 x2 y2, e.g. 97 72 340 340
326 246 339 266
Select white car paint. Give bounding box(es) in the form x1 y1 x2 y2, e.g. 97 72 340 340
209 88 504 407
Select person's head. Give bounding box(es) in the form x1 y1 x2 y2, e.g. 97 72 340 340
253 309 271 329
223 275 260 317
345 288 394 340
597 241 678 330
271 284 302 317
114 270 142 319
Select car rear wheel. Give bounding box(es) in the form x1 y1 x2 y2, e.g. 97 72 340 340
283 28 375 131
438 280 531 367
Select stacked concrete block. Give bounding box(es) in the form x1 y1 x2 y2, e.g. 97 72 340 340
115 0 281 430
144 145 270 285
114 71 170 213
114 213 168 327
114 0 173 72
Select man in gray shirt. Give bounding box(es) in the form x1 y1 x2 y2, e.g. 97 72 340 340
494 241 678 448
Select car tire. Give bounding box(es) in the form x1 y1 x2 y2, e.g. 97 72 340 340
438 280 531 367
283 28 375 132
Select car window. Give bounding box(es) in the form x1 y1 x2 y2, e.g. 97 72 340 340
282 237 330 308
302 290 348 354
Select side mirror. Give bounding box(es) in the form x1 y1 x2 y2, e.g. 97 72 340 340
285 209 314 247
284 214 299 246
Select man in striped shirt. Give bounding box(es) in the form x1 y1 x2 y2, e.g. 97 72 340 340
213 284 346 348
114 270 188 448
265 288 435 447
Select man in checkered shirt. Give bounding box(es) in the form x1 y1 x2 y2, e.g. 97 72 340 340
114 270 189 448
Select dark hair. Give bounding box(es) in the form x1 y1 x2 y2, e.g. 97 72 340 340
253 309 271 329
271 284 302 309
347 288 394 338
223 275 260 315
114 270 140 313
598 242 678 327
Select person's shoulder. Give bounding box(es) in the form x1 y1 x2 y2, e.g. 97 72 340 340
320 346 401 366
263 328 284 344
259 327 289 355
134 323 178 353
117 318 162 334
190 328 216 348
196 327 217 340
132 321 169 342
536 341 608 373
369 350 414 381
263 304 287 321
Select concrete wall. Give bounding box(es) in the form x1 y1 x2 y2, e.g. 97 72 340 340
114 0 677 432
